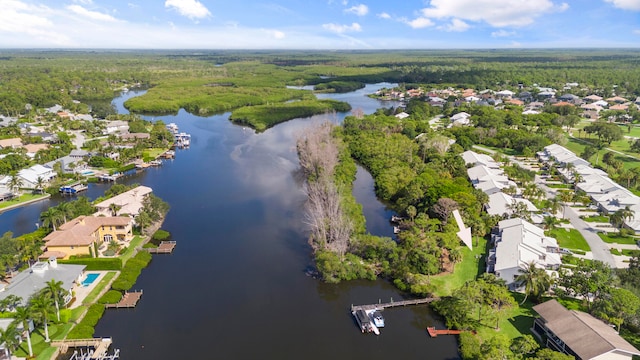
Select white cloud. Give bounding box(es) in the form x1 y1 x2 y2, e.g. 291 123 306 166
406 17 434 29
417 0 568 27
344 4 368 16
165 0 211 20
263 29 285 39
0 0 72 46
322 22 362 33
377 12 391 19
634 29 640 34
492 29 516 37
440 18 470 32
66 5 118 22
72 0 93 4
604 0 640 10
128 3 140 9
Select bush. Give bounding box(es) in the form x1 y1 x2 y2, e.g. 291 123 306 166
58 309 71 323
59 258 122 270
66 304 105 339
98 290 123 304
315 251 376 283
111 251 152 291
152 229 171 241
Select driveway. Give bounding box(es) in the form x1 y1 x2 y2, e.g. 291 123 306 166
563 205 616 267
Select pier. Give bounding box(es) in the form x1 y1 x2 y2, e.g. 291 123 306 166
351 297 437 312
426 327 463 338
60 182 88 195
144 241 176 254
51 338 114 359
105 290 143 309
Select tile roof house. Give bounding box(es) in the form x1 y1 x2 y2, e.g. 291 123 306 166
488 218 560 288
584 94 603 102
43 216 133 259
533 300 640 360
93 185 153 217
0 138 23 149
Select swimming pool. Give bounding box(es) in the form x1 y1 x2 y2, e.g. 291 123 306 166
81 170 95 176
81 273 100 287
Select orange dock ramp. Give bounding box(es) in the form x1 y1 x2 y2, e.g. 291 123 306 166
426 326 463 338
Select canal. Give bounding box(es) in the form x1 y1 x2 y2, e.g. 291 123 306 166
3 84 459 359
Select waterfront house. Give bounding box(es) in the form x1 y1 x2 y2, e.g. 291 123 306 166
17 164 55 189
0 138 22 150
0 258 85 307
43 216 133 259
532 300 640 360
487 218 560 288
93 185 153 217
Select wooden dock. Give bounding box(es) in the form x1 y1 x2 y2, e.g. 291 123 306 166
426 327 463 338
351 297 437 312
145 241 176 254
51 338 112 359
105 290 143 309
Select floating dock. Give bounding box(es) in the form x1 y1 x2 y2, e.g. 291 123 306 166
426 326 463 337
351 297 436 312
145 241 176 254
105 290 143 309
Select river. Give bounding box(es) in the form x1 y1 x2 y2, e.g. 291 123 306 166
2 84 459 359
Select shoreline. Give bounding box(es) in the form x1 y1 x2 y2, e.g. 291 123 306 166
0 193 51 214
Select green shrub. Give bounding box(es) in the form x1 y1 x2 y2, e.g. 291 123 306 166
59 258 122 270
111 251 152 291
152 229 171 241
98 290 123 304
58 309 71 323
66 304 105 339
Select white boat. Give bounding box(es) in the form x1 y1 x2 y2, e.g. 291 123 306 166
353 309 380 335
368 310 385 328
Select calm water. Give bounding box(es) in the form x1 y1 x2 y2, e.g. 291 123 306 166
2 84 459 359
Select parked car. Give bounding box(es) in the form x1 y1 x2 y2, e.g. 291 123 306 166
559 248 573 255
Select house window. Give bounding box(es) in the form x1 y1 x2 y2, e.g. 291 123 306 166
103 234 113 243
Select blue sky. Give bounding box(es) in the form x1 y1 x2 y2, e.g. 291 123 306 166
1 0 639 49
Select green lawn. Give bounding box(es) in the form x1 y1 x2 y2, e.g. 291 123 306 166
119 235 144 264
14 323 69 358
430 236 487 297
476 292 537 341
548 228 591 251
598 232 638 245
143 147 169 160
0 193 48 210
82 272 117 305
582 215 609 223
545 183 572 189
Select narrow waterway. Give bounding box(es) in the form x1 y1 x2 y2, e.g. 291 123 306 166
2 84 459 359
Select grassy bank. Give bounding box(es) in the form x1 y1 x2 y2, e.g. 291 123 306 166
230 99 351 131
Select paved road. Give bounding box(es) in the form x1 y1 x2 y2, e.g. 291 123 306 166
69 130 86 149
562 205 616 267
471 144 620 267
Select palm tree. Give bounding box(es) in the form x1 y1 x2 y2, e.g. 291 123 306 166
0 322 20 357
108 203 122 217
611 206 635 234
40 208 63 231
34 176 46 194
29 293 54 342
545 197 562 217
542 216 560 230
559 191 574 218
515 261 552 304
13 306 33 357
7 175 23 196
42 279 65 322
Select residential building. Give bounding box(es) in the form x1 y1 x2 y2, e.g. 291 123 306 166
533 300 640 360
16 164 55 189
42 216 133 259
0 258 85 307
488 218 560 288
0 138 22 149
93 185 153 217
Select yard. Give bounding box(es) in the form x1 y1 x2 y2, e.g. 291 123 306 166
548 228 591 252
598 232 638 245
430 236 487 297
